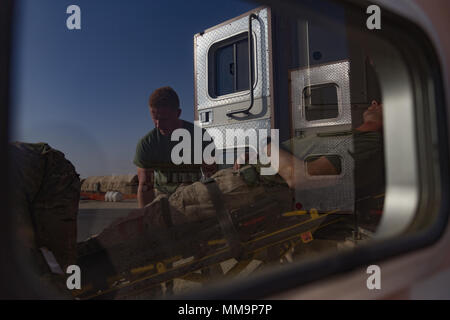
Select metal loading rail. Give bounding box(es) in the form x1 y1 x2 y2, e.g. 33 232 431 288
72 209 349 300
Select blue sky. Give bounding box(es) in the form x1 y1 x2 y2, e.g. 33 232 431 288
10 0 257 178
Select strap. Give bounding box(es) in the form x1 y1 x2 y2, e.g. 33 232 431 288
160 197 173 228
39 247 64 275
160 170 202 183
203 179 243 258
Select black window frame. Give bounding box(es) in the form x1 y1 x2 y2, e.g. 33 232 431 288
208 31 256 98
303 82 340 121
1 0 448 299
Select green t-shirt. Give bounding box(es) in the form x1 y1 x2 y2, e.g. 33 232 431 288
134 120 212 194
351 130 385 198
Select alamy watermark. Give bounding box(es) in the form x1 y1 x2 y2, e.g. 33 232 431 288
366 265 381 290
66 5 81 30
170 124 280 175
366 5 381 30
66 265 81 290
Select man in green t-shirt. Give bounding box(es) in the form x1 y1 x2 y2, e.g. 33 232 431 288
134 86 215 208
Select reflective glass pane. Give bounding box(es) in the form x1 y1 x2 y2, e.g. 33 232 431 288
215 44 234 96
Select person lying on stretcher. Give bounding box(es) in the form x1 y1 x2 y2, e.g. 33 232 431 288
78 101 384 258
235 100 384 194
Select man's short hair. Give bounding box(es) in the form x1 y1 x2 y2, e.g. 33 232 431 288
149 86 180 110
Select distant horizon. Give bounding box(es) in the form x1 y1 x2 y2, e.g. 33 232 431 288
10 0 257 179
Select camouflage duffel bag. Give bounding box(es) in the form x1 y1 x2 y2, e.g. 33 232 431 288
10 142 81 270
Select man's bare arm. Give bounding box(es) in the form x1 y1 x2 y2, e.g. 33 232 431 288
137 167 155 208
266 143 337 189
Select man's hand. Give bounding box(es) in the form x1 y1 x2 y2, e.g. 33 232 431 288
233 150 258 171
137 167 155 208
201 163 218 178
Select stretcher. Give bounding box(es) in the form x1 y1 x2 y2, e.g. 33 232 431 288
72 164 383 299
72 203 363 300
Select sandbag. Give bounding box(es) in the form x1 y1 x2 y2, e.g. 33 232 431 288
81 174 138 194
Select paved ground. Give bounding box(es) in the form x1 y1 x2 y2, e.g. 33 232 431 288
77 199 138 242
78 199 139 210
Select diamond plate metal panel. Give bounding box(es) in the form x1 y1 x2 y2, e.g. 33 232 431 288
195 8 270 110
290 134 355 212
290 61 351 130
204 119 271 150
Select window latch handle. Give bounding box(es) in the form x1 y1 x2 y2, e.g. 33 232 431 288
226 13 258 118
